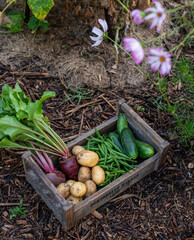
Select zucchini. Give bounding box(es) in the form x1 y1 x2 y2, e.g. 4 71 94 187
108 132 125 153
120 128 138 159
135 139 155 159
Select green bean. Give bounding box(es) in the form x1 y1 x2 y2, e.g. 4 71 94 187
106 138 123 153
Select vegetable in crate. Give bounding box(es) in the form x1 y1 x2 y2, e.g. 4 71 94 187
135 139 155 159
85 128 138 187
57 183 71 199
120 128 138 159
77 150 99 167
108 132 125 153
78 166 91 183
70 182 87 197
117 112 155 159
31 149 66 186
0 83 79 180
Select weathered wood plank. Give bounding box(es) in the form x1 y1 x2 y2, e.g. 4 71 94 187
22 151 74 230
154 141 170 171
67 116 118 149
74 154 158 221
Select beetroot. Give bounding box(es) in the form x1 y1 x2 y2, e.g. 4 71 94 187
46 171 66 187
59 156 79 180
31 150 66 187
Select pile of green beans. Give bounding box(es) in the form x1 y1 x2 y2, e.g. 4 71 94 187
85 128 138 187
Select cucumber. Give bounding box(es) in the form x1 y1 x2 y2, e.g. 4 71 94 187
120 128 138 159
117 113 129 135
135 139 155 159
108 132 125 153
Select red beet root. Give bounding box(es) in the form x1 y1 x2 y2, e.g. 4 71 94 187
46 171 66 187
59 156 79 180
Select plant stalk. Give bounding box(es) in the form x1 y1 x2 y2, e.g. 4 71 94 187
114 0 130 13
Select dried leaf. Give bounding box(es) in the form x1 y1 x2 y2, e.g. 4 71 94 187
0 12 13 26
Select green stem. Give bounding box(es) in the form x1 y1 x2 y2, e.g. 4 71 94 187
145 23 186 43
126 0 129 8
166 2 194 14
1 0 15 14
23 133 61 154
114 18 121 65
114 0 130 13
169 28 194 53
36 119 70 155
33 120 66 155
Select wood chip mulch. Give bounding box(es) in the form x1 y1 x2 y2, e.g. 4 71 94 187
0 69 193 240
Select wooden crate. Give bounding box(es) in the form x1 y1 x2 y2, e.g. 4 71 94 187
22 98 170 230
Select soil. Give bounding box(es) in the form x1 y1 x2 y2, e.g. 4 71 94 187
0 0 193 240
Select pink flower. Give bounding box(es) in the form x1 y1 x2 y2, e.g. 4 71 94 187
90 19 108 47
144 0 166 32
147 48 172 75
131 9 144 24
123 37 144 64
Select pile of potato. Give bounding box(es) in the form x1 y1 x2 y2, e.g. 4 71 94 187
56 145 105 205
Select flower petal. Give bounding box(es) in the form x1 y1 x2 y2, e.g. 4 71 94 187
157 13 166 32
151 61 161 71
91 39 103 47
92 27 103 36
144 7 157 13
90 35 101 41
144 12 156 20
98 19 108 32
149 17 159 30
153 1 163 11
148 48 163 56
147 55 159 64
132 49 144 64
131 9 144 24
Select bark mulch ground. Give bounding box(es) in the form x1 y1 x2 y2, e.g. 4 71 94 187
0 70 193 240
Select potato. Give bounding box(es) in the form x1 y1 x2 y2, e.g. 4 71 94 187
78 166 91 183
92 166 105 185
72 145 85 156
66 195 82 205
57 183 70 199
66 180 76 187
85 180 97 197
70 182 87 197
77 150 99 167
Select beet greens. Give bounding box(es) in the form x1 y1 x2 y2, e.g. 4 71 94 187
0 83 70 158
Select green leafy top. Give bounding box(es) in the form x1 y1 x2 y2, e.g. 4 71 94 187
0 83 54 121
0 83 70 157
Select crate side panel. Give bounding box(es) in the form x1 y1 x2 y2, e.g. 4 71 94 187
22 152 74 229
67 116 118 149
74 154 158 221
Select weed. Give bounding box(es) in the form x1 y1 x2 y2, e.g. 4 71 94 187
9 199 28 219
150 55 194 145
64 88 93 105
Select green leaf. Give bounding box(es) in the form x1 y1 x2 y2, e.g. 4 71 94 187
26 91 55 121
0 116 31 140
28 15 49 33
39 19 49 31
1 11 25 32
0 137 25 149
27 0 54 20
